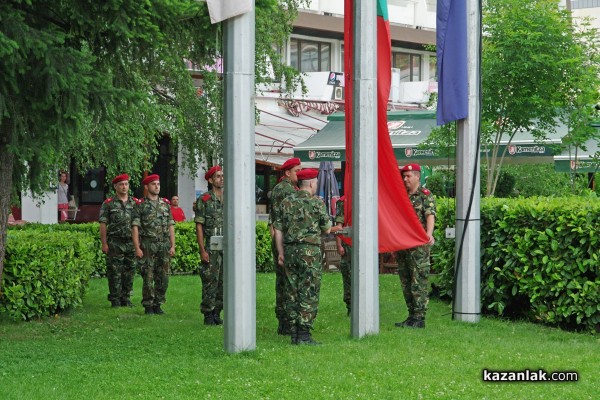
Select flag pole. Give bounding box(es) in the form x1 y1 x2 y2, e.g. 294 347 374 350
454 0 481 323
223 2 257 352
351 0 379 337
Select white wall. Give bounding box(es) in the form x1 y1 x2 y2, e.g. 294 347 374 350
302 0 437 30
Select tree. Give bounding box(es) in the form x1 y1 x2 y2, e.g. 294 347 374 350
424 0 600 196
0 0 306 291
481 0 600 195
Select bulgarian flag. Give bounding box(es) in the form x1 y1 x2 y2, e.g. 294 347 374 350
343 0 429 252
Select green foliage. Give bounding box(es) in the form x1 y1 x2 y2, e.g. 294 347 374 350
433 196 600 333
171 222 201 274
0 231 95 320
256 220 275 272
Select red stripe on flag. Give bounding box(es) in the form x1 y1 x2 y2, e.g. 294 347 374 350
343 0 429 252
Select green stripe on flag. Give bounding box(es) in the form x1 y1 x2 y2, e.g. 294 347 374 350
377 0 389 20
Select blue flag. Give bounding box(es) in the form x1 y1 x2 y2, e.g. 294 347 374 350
436 0 468 125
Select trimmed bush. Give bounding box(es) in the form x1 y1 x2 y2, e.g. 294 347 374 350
1 230 96 320
433 196 600 333
256 221 275 273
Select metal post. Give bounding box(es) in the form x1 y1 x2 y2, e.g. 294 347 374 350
351 0 379 337
223 3 256 352
454 0 481 323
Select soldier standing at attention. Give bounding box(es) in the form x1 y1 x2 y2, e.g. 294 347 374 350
331 195 351 316
269 157 301 335
131 174 175 315
273 168 331 345
99 174 138 308
195 166 224 326
395 164 436 329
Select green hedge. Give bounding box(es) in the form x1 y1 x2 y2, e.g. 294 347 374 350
433 196 600 333
1 221 275 320
1 230 96 320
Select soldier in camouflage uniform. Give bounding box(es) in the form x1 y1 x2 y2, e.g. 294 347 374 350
331 196 351 316
99 174 138 308
131 174 175 315
273 168 331 345
195 166 224 326
395 164 436 328
269 157 301 335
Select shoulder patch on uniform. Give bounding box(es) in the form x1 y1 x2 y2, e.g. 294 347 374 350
103 197 113 204
202 193 211 202
421 188 431 195
162 198 171 204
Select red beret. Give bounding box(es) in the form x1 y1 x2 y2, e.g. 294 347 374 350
400 164 421 172
112 174 129 184
281 157 301 171
296 168 319 181
141 174 160 185
205 165 222 180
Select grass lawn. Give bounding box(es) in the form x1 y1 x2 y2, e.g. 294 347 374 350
0 273 598 399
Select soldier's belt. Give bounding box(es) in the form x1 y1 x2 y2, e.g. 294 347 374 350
141 236 168 242
284 242 321 247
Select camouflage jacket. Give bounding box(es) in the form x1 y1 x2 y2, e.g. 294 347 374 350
408 186 437 230
274 190 331 246
194 190 224 240
99 196 139 239
269 177 296 226
335 198 345 225
131 197 174 240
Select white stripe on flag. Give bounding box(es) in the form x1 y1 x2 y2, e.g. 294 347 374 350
206 0 253 24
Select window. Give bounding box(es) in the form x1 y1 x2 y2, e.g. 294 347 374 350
290 39 331 72
392 52 422 82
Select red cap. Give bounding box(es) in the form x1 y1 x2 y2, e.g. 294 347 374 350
205 165 222 181
280 157 301 171
112 174 129 184
296 168 319 181
400 164 421 172
141 174 160 185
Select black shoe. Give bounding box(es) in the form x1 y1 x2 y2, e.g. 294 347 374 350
394 317 413 327
204 313 217 326
213 310 223 325
405 318 425 328
154 305 165 315
111 302 120 308
278 321 292 336
296 330 321 345
121 299 133 307
144 306 155 315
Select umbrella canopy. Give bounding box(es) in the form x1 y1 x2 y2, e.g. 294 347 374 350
316 161 340 222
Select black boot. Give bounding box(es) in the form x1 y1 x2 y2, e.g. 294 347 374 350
154 305 165 315
213 310 223 325
405 317 425 328
121 299 133 307
296 329 320 345
395 315 415 327
144 306 155 315
278 320 292 335
204 312 217 326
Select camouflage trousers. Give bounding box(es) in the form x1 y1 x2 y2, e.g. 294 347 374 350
339 242 352 313
138 238 171 307
106 237 136 305
271 239 289 325
199 249 223 315
396 245 431 319
283 244 323 332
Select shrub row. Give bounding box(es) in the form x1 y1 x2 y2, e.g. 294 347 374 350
433 195 600 333
1 221 275 321
1 230 96 320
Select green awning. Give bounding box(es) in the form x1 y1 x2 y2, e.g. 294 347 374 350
294 110 564 165
554 128 600 173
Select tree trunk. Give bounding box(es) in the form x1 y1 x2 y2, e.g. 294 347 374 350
0 133 15 294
